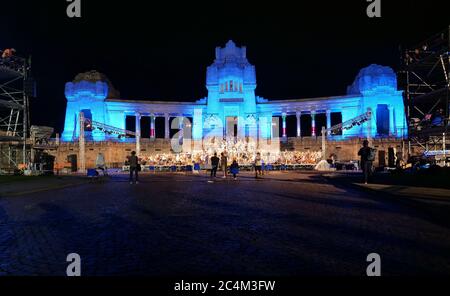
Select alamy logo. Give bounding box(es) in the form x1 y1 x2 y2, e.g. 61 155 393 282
366 253 381 276
66 0 81 18
366 0 381 18
66 253 81 276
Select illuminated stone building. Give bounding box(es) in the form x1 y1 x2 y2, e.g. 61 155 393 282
58 41 407 167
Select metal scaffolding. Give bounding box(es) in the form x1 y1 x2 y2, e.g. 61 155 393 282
400 26 450 158
0 53 31 170
321 109 372 160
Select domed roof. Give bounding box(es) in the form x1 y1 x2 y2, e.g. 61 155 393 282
347 64 397 95
72 70 120 98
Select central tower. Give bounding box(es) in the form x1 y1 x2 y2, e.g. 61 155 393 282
205 40 257 139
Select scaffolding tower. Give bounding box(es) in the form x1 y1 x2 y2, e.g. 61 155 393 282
400 26 450 158
0 53 31 171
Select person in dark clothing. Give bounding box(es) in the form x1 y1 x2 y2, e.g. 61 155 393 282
128 151 139 184
220 151 228 178
254 152 262 178
358 140 373 184
210 152 220 178
230 158 239 180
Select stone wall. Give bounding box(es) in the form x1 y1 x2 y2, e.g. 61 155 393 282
283 137 406 166
51 137 406 169
51 139 173 168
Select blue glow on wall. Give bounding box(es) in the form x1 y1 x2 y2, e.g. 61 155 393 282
61 45 408 143
205 40 257 135
345 64 407 138
62 80 108 141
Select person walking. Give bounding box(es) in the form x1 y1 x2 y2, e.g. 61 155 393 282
210 152 220 178
358 140 374 184
230 158 239 180
254 152 262 179
220 151 228 178
128 151 139 184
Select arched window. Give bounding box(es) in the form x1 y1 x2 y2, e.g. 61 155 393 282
230 80 233 91
225 81 228 92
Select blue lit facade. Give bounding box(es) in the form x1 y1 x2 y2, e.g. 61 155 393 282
62 41 407 143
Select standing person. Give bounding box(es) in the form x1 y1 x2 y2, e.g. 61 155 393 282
221 151 228 178
230 158 239 180
261 157 265 176
254 152 262 179
128 151 139 184
358 140 374 184
210 152 220 178
95 152 107 176
329 153 337 168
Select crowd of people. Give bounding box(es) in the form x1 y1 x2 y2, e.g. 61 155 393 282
138 150 322 167
129 136 321 167
107 138 382 184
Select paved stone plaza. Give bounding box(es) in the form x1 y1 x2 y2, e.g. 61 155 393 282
0 171 449 276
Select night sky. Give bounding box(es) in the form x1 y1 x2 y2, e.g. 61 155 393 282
1 0 448 133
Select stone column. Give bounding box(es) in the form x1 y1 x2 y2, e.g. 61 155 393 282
326 110 332 137
282 112 287 139
150 114 155 139
367 107 373 145
223 116 227 139
164 113 170 140
124 113 128 133
256 115 260 149
296 112 301 138
178 116 184 145
311 110 316 137
135 112 141 155
193 109 203 152
388 106 396 136
269 116 273 139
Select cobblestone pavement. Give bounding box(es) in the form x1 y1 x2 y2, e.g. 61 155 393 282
0 171 449 276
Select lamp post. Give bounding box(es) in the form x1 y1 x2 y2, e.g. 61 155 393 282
79 111 86 174
322 126 326 160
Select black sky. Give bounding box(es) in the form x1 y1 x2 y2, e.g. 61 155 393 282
1 0 449 133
